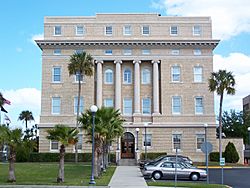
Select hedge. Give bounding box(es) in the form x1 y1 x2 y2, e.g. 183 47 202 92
140 152 167 160
209 152 225 162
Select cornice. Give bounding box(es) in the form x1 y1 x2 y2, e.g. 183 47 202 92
36 39 220 50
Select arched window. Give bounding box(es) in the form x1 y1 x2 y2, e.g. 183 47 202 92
123 68 132 84
105 69 113 84
142 68 151 84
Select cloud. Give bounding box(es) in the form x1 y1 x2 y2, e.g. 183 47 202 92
153 0 250 40
213 53 250 112
30 33 44 45
2 88 41 129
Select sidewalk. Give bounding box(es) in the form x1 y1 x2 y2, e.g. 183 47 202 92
108 166 148 188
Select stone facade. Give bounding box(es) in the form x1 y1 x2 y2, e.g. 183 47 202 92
36 13 219 162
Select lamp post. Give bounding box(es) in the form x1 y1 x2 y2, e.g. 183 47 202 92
89 105 98 185
248 127 250 144
204 123 209 184
144 122 148 161
135 128 140 150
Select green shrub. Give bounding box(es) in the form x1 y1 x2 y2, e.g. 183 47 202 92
140 152 167 160
209 152 225 162
224 142 239 163
16 145 30 162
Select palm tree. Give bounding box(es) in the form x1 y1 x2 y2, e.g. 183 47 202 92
18 110 34 130
0 92 4 108
208 70 236 159
0 125 23 182
68 51 94 162
78 107 124 177
46 124 78 183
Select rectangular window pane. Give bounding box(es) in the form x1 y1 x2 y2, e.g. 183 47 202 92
77 134 83 150
197 134 205 149
171 49 180 55
193 25 201 35
74 97 84 114
142 26 150 35
123 98 132 115
105 26 112 35
54 26 61 35
105 49 112 55
104 98 113 107
75 49 83 54
124 25 132 35
51 140 59 150
173 134 181 149
194 67 203 82
195 97 203 114
76 26 84 35
194 49 201 55
75 71 83 82
172 96 181 114
172 66 180 82
123 49 132 55
52 97 61 114
53 49 61 55
142 49 150 55
144 134 152 146
142 98 151 114
53 67 61 82
170 26 178 35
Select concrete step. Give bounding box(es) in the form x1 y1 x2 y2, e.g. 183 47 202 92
119 159 137 166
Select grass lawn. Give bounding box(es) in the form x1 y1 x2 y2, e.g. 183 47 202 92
147 181 228 188
0 162 115 186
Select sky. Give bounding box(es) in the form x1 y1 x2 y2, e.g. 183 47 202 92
0 0 250 129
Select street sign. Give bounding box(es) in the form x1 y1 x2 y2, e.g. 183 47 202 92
220 158 225 166
201 142 213 154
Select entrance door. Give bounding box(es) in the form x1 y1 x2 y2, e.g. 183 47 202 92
121 132 135 159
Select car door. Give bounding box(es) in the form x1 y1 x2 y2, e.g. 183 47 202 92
173 163 190 179
160 162 175 179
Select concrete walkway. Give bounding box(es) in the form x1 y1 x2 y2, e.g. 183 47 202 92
108 166 148 188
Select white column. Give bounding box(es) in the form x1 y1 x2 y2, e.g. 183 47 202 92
96 60 103 108
152 60 160 114
133 60 141 114
115 60 122 111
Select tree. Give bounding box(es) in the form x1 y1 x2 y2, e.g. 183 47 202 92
224 142 239 163
46 124 78 183
222 110 250 144
78 107 124 177
0 92 4 108
208 70 236 160
18 110 34 130
68 51 94 162
0 125 23 182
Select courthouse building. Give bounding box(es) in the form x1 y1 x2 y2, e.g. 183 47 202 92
36 13 219 162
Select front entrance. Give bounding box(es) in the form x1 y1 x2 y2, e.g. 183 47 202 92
121 132 135 159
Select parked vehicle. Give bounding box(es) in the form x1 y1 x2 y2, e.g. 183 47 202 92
139 155 193 169
142 161 206 181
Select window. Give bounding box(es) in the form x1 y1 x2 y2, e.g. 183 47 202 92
75 71 83 82
144 134 152 147
142 98 151 114
171 49 180 55
142 49 150 55
173 134 182 150
142 26 150 35
123 49 132 55
105 69 113 84
123 68 132 84
142 68 151 84
52 97 61 114
105 26 112 35
123 98 132 115
172 96 181 114
50 140 59 150
53 49 61 55
74 97 84 114
193 25 201 36
194 66 203 82
76 26 84 35
75 49 83 54
54 26 61 35
105 49 112 55
104 98 114 107
52 67 61 82
170 26 178 35
195 97 203 114
197 134 205 150
77 134 83 150
194 49 201 55
124 25 132 35
171 66 181 82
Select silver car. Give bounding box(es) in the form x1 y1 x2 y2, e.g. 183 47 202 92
142 161 207 181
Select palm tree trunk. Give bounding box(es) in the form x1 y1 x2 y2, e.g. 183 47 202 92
219 93 224 159
94 148 99 177
8 147 16 182
57 145 65 183
25 120 28 130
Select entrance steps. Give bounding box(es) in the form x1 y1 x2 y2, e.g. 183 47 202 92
118 158 137 166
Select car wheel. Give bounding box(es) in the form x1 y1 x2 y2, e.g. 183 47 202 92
190 173 200 181
153 171 162 180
